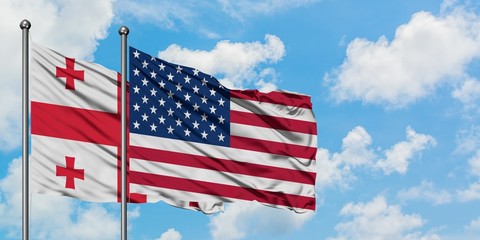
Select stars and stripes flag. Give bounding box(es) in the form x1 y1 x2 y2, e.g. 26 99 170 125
129 47 317 212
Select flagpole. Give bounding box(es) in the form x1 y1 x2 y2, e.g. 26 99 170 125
119 25 129 240
20 19 31 240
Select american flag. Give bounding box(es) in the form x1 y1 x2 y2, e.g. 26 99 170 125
129 46 317 212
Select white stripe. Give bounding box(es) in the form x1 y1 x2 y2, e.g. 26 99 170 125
130 158 315 197
130 183 312 213
230 97 316 122
130 133 316 173
231 123 317 147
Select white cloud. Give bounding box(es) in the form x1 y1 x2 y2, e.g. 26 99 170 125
457 182 480 202
465 216 480 233
397 180 452 205
0 0 114 151
158 34 285 91
209 202 314 240
452 78 480 111
328 196 429 240
326 8 480 108
375 127 436 175
455 125 480 154
316 126 435 190
468 150 480 177
115 0 194 30
155 228 182 240
0 158 119 239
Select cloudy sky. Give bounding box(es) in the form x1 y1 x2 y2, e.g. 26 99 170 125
1 0 480 239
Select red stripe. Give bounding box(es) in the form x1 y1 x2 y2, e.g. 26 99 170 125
130 171 315 210
230 90 312 109
31 101 120 146
230 110 317 135
230 136 317 160
130 146 316 184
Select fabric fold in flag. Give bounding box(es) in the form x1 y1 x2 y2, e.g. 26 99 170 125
129 46 317 213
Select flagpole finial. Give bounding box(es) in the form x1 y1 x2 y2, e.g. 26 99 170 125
20 19 31 30
118 26 129 36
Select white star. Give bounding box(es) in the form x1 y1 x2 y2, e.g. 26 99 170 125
218 133 225 142
175 83 182 91
133 103 140 111
142 78 148 86
201 78 208 86
133 85 140 94
159 116 166 124
133 50 140 58
201 96 208 104
175 118 183 126
184 110 191 119
192 121 200 129
184 75 191 83
201 131 208 139
184 128 191 137
176 65 183 73
133 121 140 129
218 115 225 124
150 56 156 61
201 113 208 121
193 69 199 76
133 68 140 76
209 88 216 96
141 113 149 121
159 80 166 88
209 105 217 114
150 70 157 79
150 106 157 114
142 95 149 104
167 90 174 99
167 126 174 134
184 93 191 101
167 108 174 116
142 60 148 68
209 123 217 132
159 63 166 71
192 103 200 111
150 88 157 96
192 85 200 94
218 98 225 106
158 98 166 106
167 73 174 81
175 101 183 109
150 123 157 132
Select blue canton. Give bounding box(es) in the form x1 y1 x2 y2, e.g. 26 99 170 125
129 47 230 147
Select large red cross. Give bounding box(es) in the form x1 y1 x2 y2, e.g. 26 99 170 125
56 156 84 189
56 57 84 90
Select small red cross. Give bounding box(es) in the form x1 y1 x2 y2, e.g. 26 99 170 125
56 57 84 90
56 156 84 189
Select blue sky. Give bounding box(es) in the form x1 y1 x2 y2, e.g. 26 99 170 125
1 0 480 239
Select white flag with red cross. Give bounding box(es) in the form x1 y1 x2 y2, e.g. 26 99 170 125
30 42 223 213
30 42 124 202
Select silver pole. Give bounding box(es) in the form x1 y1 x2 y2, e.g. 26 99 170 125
118 25 129 240
20 19 31 240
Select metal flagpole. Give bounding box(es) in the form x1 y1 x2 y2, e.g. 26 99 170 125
119 25 129 240
20 19 31 240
